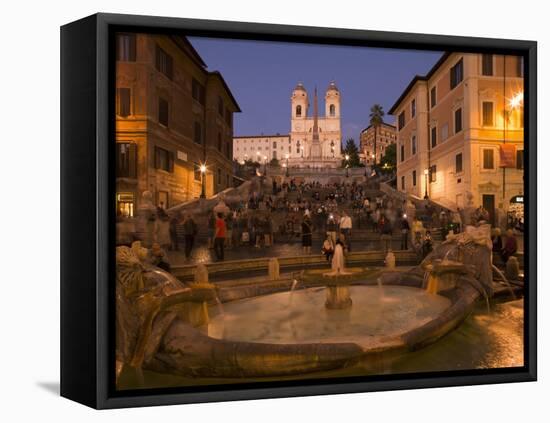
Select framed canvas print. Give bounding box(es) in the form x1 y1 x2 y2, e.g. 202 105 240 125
60 13 537 409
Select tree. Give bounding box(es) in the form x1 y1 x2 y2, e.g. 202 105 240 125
269 157 280 167
379 142 396 172
369 104 385 165
341 138 363 168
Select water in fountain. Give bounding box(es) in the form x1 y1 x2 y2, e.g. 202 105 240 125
324 243 351 276
208 286 451 344
491 264 517 299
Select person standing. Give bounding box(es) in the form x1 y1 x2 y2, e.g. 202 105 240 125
339 211 353 252
492 228 503 252
422 231 433 258
322 234 334 263
183 214 197 260
301 215 313 254
214 213 226 261
326 215 337 245
501 229 518 262
400 215 410 250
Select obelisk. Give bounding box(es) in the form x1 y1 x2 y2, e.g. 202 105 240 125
310 86 321 158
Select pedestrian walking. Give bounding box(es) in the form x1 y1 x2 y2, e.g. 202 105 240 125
214 213 226 261
339 211 353 252
400 215 410 250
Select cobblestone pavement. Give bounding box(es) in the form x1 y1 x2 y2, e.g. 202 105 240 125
166 238 403 266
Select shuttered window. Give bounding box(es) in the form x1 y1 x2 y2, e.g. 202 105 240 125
454 108 463 133
450 58 464 89
483 149 495 169
116 143 137 178
194 122 202 144
456 153 463 173
482 102 494 126
116 34 136 61
482 54 493 76
155 45 173 80
158 97 169 127
154 146 174 173
117 88 131 117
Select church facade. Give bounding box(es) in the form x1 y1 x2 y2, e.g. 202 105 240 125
233 81 342 168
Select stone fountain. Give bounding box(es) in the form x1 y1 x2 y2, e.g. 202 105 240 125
116 223 501 385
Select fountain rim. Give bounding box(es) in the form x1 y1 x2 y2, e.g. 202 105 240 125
205 275 482 356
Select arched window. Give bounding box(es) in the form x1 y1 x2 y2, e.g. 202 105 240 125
329 104 336 116
296 105 302 117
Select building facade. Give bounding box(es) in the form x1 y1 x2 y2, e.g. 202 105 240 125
359 122 397 165
232 134 290 163
389 52 524 224
232 81 342 169
115 33 240 216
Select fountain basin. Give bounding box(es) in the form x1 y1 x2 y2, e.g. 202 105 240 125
208 286 451 344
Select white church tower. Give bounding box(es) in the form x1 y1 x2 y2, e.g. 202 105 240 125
288 81 342 167
323 81 342 158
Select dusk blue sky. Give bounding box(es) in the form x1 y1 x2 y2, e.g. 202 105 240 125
189 37 443 143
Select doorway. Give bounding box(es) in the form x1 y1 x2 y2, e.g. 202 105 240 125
482 194 495 225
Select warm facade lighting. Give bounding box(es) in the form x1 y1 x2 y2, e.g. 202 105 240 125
509 91 524 109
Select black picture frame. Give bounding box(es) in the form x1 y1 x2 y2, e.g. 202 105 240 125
61 12 537 409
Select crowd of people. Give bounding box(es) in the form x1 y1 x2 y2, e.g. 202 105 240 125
127 179 520 269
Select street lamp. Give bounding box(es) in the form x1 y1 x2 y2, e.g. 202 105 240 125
509 92 523 109
424 168 429 200
200 163 207 198
263 155 268 176
345 154 350 178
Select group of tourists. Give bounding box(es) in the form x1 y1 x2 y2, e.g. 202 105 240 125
135 178 521 268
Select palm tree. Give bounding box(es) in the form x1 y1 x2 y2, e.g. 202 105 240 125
369 104 385 166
